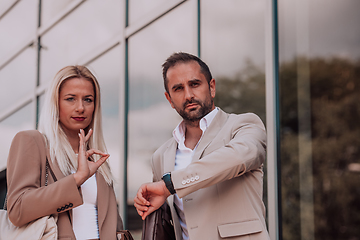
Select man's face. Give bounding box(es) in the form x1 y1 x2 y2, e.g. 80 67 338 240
165 61 215 122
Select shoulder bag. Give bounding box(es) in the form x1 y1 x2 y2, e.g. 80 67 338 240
141 202 176 240
0 159 58 240
117 230 135 240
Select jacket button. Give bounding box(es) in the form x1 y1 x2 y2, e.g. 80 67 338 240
57 208 61 212
190 177 195 182
195 175 200 181
182 180 186 185
61 207 65 211
69 203 73 207
186 179 191 184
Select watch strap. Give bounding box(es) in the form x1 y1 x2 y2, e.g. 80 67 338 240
162 172 176 195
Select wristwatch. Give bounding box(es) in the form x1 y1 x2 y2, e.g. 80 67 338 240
162 172 176 195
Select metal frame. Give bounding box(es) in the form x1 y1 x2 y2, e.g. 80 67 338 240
266 0 281 239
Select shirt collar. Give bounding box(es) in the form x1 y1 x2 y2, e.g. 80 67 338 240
173 107 219 144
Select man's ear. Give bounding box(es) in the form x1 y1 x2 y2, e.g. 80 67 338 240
209 79 216 98
165 92 174 108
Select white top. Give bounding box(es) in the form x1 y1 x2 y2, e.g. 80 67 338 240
72 173 99 240
172 107 219 240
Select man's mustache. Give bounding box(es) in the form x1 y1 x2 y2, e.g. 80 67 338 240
183 99 202 108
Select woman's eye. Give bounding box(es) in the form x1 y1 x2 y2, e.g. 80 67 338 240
85 98 94 103
65 97 74 101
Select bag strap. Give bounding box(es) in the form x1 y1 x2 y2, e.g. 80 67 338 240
3 157 56 210
45 157 57 185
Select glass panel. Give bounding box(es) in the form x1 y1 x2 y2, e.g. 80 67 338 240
0 0 17 13
128 0 167 26
201 0 266 122
86 45 121 191
41 0 76 24
127 0 194 231
0 103 34 171
40 0 121 84
201 0 267 216
0 47 37 112
0 0 37 57
278 0 360 239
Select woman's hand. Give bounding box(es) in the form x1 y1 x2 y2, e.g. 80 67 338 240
73 129 109 186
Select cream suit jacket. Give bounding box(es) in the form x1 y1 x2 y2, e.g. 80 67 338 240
6 130 123 240
151 109 270 240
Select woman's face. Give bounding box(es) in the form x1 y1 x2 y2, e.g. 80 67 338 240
59 77 95 136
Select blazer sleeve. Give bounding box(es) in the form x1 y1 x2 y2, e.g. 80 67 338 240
171 113 267 198
6 131 83 227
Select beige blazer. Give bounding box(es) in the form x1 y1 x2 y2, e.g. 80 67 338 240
151 109 270 240
6 130 123 240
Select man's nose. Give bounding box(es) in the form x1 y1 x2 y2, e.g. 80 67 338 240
184 86 194 100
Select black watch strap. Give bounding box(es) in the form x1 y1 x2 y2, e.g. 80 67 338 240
162 172 176 195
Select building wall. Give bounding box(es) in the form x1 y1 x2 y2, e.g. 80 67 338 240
0 0 359 239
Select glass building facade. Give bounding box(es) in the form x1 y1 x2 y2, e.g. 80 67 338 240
0 0 359 239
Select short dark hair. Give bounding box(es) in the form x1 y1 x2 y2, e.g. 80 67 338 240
162 52 213 93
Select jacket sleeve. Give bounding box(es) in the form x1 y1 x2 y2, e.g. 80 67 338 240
6 131 83 227
171 113 267 198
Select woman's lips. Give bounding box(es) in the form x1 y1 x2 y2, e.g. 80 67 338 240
72 117 86 121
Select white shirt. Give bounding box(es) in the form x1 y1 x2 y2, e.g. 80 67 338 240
72 173 99 240
172 107 219 240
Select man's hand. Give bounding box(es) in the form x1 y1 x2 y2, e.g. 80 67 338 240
133 181 171 220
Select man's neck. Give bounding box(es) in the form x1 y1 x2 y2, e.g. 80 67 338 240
182 106 216 150
184 120 202 150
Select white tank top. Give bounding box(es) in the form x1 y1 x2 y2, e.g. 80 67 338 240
72 174 99 240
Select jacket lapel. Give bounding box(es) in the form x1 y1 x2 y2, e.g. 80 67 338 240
44 145 74 221
40 133 66 182
163 140 178 175
96 173 109 232
192 109 228 162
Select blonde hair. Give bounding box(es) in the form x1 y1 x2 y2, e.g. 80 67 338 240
38 65 113 185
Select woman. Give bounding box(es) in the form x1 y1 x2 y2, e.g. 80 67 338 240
6 66 123 239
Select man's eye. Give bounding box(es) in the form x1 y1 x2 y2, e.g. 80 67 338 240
174 87 183 91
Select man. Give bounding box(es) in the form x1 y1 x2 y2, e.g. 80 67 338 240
134 52 270 240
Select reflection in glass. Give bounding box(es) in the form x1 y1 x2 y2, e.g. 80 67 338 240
87 45 121 189
40 0 121 84
0 0 37 58
201 0 267 219
0 47 36 112
201 0 266 122
0 103 34 170
278 0 360 239
127 1 193 205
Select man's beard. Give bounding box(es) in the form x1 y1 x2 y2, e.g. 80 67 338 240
177 96 214 122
